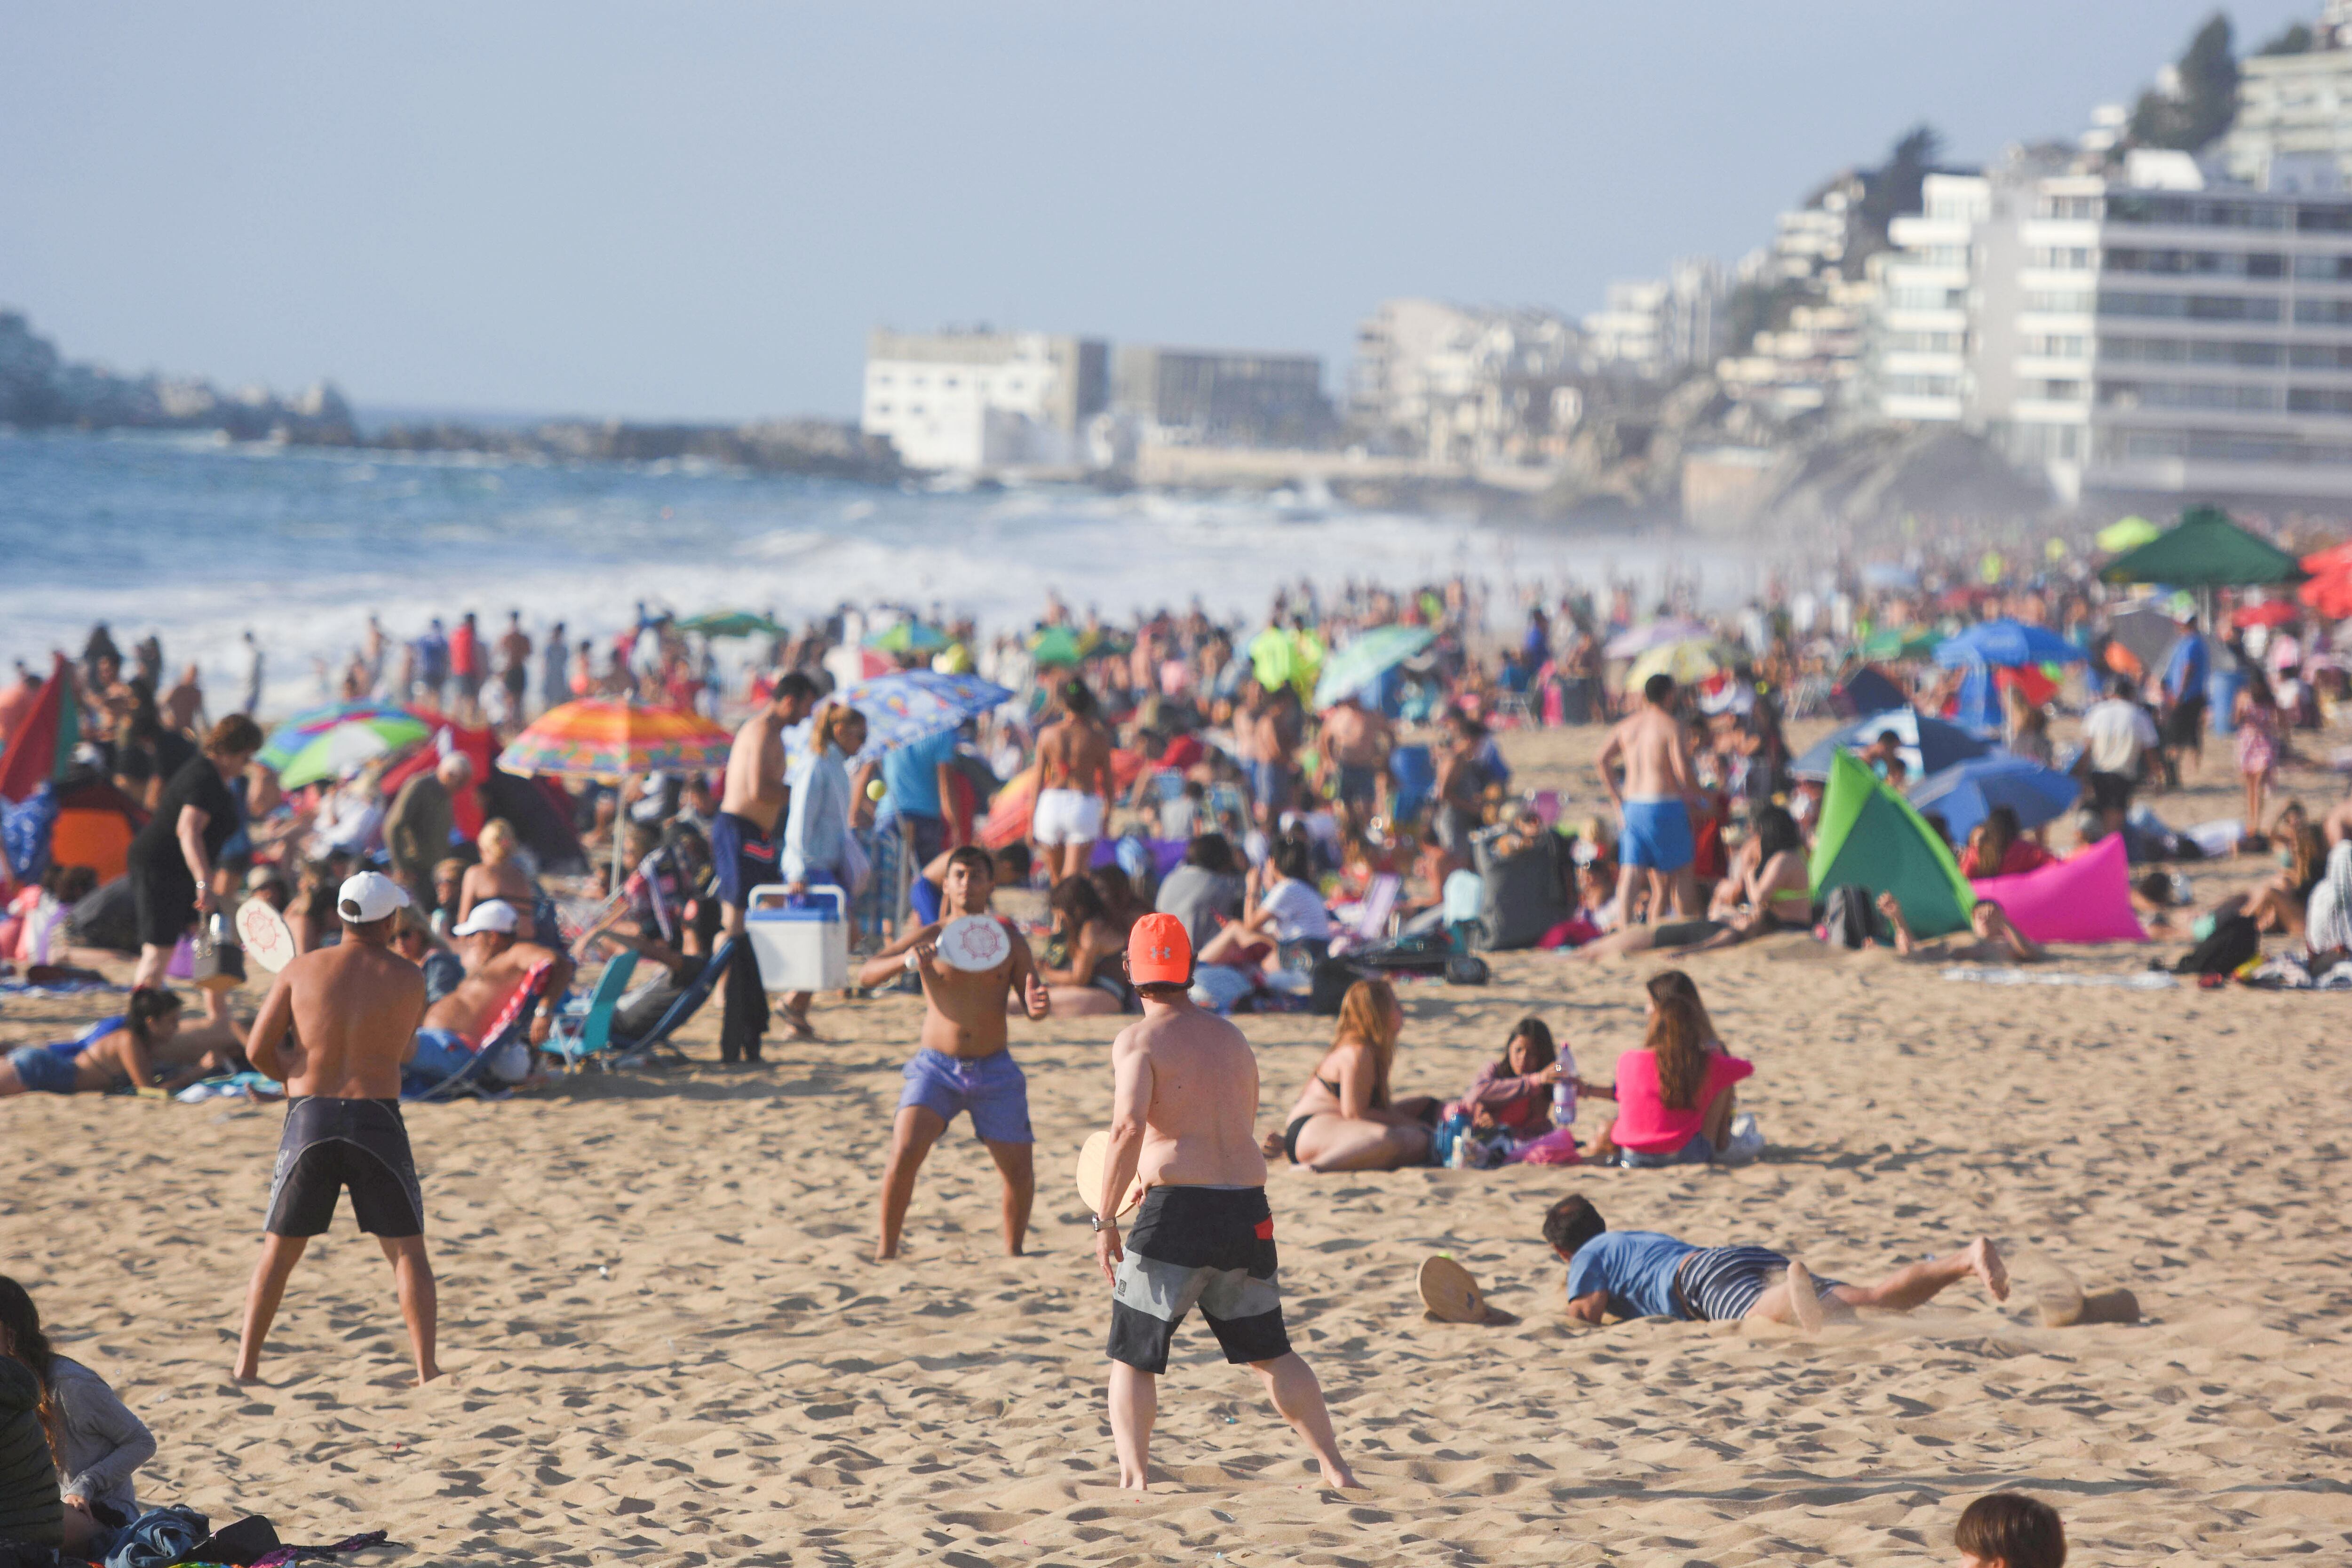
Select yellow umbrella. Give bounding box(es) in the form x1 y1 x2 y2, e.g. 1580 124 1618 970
1627 638 1720 688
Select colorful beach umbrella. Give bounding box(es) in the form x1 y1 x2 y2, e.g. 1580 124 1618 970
1603 618 1710 659
675 611 784 639
498 699 734 781
1908 755 2083 844
274 712 431 790
2095 515 2161 555
784 670 1012 765
1312 625 1434 710
1031 626 1088 668
1933 619 2086 669
1792 709 1992 783
257 700 422 774
1626 637 1721 690
864 621 950 655
1859 626 1942 662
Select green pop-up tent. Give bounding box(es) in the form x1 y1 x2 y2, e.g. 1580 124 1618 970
1808 749 1975 936
2098 505 2306 588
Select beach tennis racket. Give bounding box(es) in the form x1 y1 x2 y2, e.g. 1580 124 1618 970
1417 1255 1490 1323
235 897 298 973
936 914 1012 972
1073 1130 1144 1221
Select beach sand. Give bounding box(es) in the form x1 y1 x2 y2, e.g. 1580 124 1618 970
5 719 2349 1564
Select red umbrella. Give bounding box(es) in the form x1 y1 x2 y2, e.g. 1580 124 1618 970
2232 599 2300 629
2303 568 2352 620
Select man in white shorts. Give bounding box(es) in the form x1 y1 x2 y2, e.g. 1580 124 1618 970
1032 677 1115 884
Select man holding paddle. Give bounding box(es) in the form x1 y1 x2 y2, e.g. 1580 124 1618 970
854 846 1049 1262
1088 914 1357 1491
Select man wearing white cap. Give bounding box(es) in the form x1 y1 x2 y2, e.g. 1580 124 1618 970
408 898 571 1088
236 871 440 1386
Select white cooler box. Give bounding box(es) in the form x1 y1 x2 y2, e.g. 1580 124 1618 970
745 884 850 992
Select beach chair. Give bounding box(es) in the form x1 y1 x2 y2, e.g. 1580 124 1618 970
404 960 556 1103
608 935 740 1067
1329 872 1401 955
543 950 640 1072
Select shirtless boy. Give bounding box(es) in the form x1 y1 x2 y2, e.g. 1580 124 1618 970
1033 678 1115 883
1092 913 1357 1491
235 873 439 1385
1597 673 1699 924
715 670 819 1057
856 847 1050 1261
1317 692 1393 828
1545 1194 2008 1335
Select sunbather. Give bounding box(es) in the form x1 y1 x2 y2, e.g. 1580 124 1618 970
1270 979 1439 1170
1544 1194 2010 1332
407 899 572 1087
0 988 214 1097
1877 892 2044 963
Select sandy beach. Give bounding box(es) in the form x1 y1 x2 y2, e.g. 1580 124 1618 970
5 718 2349 1565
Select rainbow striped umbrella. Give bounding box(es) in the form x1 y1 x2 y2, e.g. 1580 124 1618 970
497 698 734 781
258 701 425 774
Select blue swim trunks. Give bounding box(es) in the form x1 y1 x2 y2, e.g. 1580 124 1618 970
1620 797 1695 872
6 1044 80 1095
898 1048 1032 1144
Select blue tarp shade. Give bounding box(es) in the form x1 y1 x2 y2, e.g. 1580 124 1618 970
1908 754 2084 843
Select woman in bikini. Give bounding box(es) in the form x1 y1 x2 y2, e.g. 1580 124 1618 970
1575 805 1812 958
1033 875 1132 1017
0 988 214 1098
1270 978 1440 1171
458 819 545 942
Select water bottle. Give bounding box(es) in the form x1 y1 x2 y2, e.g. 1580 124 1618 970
1551 1046 1579 1127
1448 1128 1471 1170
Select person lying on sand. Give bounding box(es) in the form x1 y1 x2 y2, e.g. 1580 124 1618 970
853 847 1049 1262
237 873 439 1386
1543 1193 2008 1332
1877 893 2044 964
0 988 218 1098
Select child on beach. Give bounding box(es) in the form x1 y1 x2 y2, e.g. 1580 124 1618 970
1955 1492 2065 1568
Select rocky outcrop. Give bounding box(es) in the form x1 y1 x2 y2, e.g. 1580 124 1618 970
0 309 357 443
352 415 903 484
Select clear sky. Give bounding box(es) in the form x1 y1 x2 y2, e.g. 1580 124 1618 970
0 1 2318 422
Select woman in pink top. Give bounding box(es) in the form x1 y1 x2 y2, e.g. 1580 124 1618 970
1587 970 1751 1168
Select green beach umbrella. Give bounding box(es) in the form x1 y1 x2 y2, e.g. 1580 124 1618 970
2095 515 2160 555
275 712 431 789
1311 625 1433 710
676 611 785 639
1808 749 1974 937
1859 626 1942 662
1031 626 1088 668
864 621 950 655
2098 506 2307 588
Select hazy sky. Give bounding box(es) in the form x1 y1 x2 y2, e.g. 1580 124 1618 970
0 2 2318 421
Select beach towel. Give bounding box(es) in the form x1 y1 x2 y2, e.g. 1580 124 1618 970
1939 965 2177 990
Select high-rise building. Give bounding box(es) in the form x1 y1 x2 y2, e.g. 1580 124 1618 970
860 329 1108 472
2221 3 2352 189
1111 345 1330 446
1862 172 1990 422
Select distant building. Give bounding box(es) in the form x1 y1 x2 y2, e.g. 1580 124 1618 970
1349 299 1581 466
1715 176 1875 421
1111 345 1331 446
1861 171 1992 423
1581 258 1730 379
860 328 1108 472
2221 2 2352 188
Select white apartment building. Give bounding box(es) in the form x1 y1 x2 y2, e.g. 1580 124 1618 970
1871 145 2352 503
1581 258 1730 379
2221 2 2352 188
1716 276 1875 421
1350 299 1581 466
860 329 1107 472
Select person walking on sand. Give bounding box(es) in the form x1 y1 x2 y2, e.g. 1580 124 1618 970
235 872 439 1386
1596 673 1699 924
1033 678 1115 884
1091 913 1358 1492
713 670 819 1060
855 847 1051 1261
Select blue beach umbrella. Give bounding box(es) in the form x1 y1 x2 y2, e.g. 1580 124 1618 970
1908 755 2084 843
1791 708 1993 782
1933 619 2086 669
785 670 1012 765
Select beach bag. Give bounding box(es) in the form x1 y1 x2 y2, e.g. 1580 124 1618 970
191 910 246 992
1818 884 1881 949
1473 833 1573 951
186 1514 279 1566
105 1505 207 1568
68 875 139 953
2173 912 2259 975
1444 953 1491 987
1307 956 1364 1016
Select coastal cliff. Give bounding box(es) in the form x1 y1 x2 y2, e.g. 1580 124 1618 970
0 309 356 444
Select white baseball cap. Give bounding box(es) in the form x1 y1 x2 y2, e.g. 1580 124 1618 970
450 899 519 937
338 871 413 923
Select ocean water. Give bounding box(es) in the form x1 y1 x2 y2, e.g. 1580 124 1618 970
0 429 1759 713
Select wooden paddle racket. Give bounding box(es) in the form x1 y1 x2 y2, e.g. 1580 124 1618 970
1073 1130 1144 1221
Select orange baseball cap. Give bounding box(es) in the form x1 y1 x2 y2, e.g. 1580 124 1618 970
1126 912 1192 987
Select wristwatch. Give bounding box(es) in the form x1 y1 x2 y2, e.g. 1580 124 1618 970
1089 1213 1109 1233
903 948 921 972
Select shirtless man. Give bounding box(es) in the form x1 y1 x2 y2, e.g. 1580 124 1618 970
496 611 533 723
1545 1193 2008 1336
1316 691 1393 828
715 670 820 1059
1092 913 1357 1491
1597 673 1698 924
1033 678 1115 883
235 873 439 1385
855 846 1051 1261
407 899 573 1090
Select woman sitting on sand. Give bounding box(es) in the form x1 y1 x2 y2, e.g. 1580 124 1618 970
1034 876 1132 1017
1584 971 1750 1168
0 1277 154 1553
0 988 214 1098
1574 807 1810 959
1443 1016 1613 1140
459 819 546 942
1195 836 1332 974
2220 816 2329 938
1271 979 1440 1171
1956 806 2054 880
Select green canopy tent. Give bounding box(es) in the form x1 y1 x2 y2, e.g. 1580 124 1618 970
1030 626 1088 668
675 611 786 639
2098 505 2308 589
1808 749 1975 937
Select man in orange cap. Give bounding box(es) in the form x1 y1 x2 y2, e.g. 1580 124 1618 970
1089 912 1357 1491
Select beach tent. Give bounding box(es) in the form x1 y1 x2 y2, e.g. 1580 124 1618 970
1908 754 2082 843
0 654 77 806
1970 832 2146 945
2099 505 2307 588
1792 708 1991 782
1808 749 1975 936
0 655 143 887
1829 665 1907 718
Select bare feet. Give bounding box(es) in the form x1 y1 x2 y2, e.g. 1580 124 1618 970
1967 1236 2010 1302
1322 1460 1362 1488
414 1365 445 1386
873 1241 898 1263
1784 1259 1825 1335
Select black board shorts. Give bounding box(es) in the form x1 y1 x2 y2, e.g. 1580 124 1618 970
265 1097 425 1238
1108 1186 1289 1373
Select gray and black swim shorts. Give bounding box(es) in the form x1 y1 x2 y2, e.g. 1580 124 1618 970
1108 1186 1290 1373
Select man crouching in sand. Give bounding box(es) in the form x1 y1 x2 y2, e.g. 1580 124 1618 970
235 872 439 1385
1091 913 1357 1491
